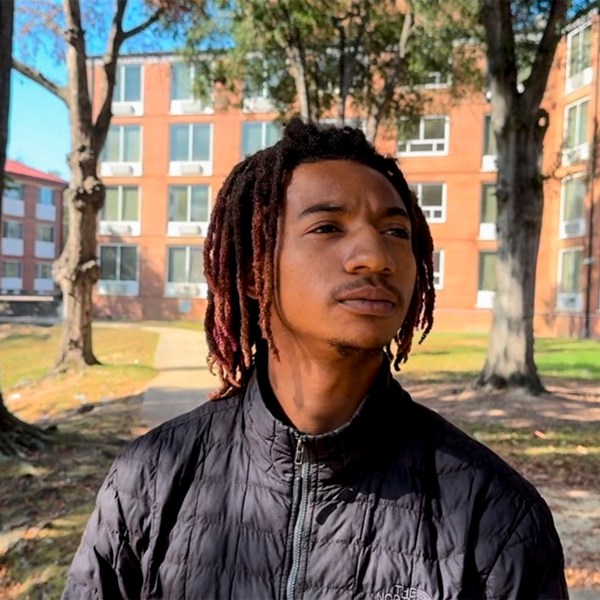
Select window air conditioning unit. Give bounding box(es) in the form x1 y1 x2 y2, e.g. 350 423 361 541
556 293 582 311
112 103 135 116
177 224 201 235
110 164 134 176
561 220 584 238
180 100 211 114
562 143 589 166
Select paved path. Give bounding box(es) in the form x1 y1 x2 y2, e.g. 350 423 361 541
141 327 219 429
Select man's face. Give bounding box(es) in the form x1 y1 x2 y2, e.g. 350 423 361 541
269 159 417 358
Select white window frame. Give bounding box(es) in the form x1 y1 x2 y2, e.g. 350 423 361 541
167 185 211 237
416 71 451 89
241 121 281 157
482 115 498 172
477 251 497 309
479 183 497 240
2 220 24 257
101 124 143 177
559 174 586 239
165 245 207 298
3 183 25 217
170 61 214 115
556 246 584 312
1 260 23 292
169 123 213 176
562 98 590 166
97 243 140 296
566 21 593 93
112 62 144 116
411 182 447 223
242 59 276 113
100 186 141 237
34 261 54 292
397 115 449 156
432 249 445 290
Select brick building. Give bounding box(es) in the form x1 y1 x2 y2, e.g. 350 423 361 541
91 10 600 338
1 160 66 299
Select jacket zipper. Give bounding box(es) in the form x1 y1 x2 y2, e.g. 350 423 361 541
284 434 310 600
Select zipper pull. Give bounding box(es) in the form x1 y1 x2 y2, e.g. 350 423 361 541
294 435 306 466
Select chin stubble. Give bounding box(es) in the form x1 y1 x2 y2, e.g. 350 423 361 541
328 339 384 359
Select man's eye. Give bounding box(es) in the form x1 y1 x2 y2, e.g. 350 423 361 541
310 224 340 234
384 227 411 239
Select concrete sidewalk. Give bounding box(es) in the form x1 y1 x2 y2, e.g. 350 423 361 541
141 327 219 430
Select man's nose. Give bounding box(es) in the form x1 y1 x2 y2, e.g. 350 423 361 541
343 227 395 274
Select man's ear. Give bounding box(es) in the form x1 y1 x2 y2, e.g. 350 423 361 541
246 269 258 300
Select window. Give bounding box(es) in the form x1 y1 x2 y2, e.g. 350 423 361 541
103 186 140 222
397 116 448 155
38 187 55 206
2 221 24 239
432 250 444 290
113 64 142 103
2 261 22 278
4 184 23 200
411 183 446 222
242 121 281 156
480 184 497 239
171 62 194 101
168 185 210 236
563 99 589 165
477 251 497 308
98 244 139 296
482 116 497 171
170 62 213 114
557 247 583 311
418 72 451 88
242 62 277 112
560 176 586 238
169 124 213 175
36 224 55 243
566 22 592 91
166 245 206 297
102 125 142 175
35 262 53 279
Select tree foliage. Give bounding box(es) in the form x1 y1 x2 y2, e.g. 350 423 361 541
185 0 481 140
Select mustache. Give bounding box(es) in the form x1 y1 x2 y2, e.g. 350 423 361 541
329 277 402 302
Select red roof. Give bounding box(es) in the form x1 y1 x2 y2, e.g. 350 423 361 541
5 159 68 186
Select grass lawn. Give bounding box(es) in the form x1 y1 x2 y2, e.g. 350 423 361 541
0 324 598 595
403 331 600 381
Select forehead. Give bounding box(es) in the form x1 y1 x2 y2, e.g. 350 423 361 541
284 159 407 212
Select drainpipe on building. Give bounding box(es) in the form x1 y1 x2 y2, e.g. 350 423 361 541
583 18 600 339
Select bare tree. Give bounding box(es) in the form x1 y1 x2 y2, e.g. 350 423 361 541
13 0 198 369
477 0 569 392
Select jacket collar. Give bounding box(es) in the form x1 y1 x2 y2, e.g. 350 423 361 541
242 357 409 484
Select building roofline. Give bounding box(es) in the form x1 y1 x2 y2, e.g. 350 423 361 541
5 159 68 186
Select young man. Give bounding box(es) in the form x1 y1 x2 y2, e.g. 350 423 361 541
64 120 567 599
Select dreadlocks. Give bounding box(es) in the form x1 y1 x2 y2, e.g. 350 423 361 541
204 118 436 400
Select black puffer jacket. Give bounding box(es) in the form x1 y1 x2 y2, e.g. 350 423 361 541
63 365 567 599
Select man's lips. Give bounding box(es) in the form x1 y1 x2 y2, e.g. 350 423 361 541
336 287 398 316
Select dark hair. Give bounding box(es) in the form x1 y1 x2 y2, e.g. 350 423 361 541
204 118 435 399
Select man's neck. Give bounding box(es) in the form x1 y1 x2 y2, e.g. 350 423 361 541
266 346 384 435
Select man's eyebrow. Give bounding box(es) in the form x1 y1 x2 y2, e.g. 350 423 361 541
298 203 410 219
298 203 348 218
383 206 410 219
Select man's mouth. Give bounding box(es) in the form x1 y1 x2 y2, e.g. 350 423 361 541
337 287 398 316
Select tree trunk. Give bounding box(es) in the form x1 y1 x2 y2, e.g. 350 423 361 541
477 108 548 393
0 0 46 458
0 395 49 457
54 180 104 368
287 45 313 121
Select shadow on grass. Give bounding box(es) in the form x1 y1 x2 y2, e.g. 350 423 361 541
0 393 145 599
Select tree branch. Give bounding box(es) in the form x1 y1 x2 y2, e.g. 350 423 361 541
11 59 69 104
123 7 164 40
523 0 568 113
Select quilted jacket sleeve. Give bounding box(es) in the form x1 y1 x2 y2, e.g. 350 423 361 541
62 456 146 600
484 498 568 599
